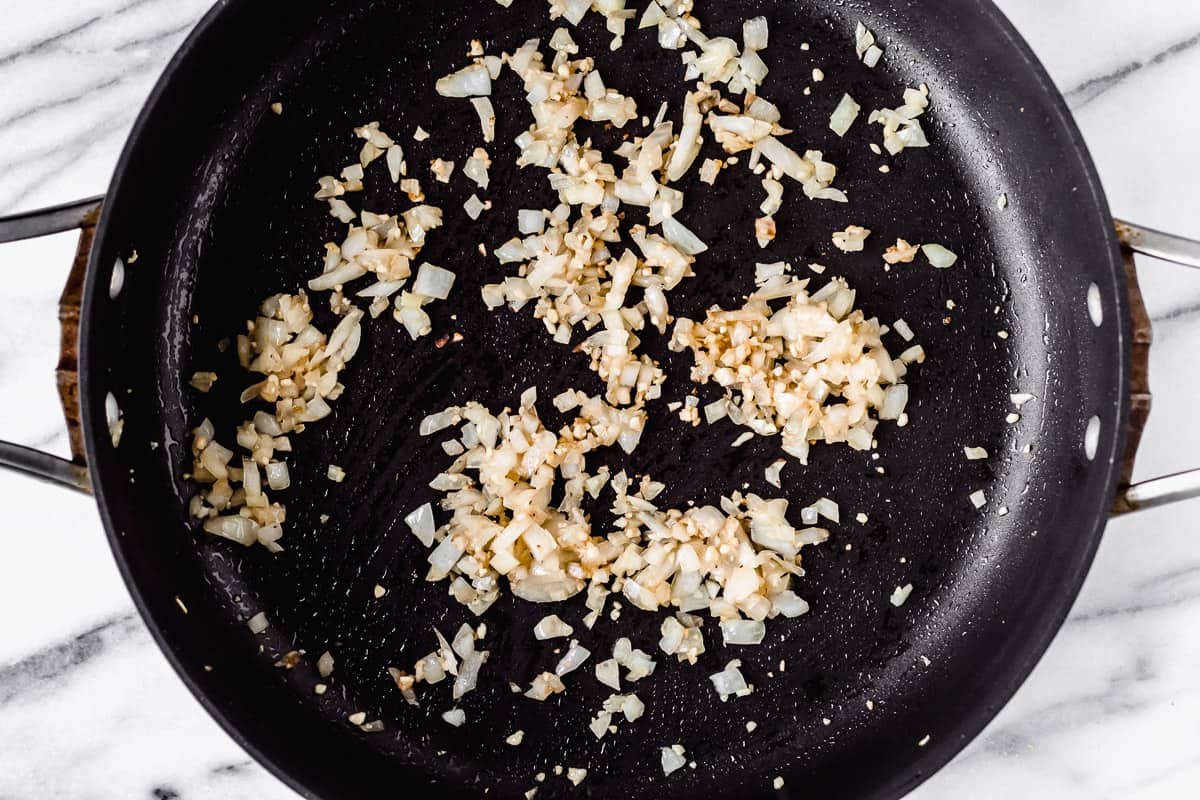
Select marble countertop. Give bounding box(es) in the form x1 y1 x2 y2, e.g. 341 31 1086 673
2 1 1200 797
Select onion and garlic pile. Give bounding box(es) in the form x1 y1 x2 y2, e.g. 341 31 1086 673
411 388 828 634
188 119 455 548
670 271 918 461
187 293 363 549
434 11 850 410
310 122 457 338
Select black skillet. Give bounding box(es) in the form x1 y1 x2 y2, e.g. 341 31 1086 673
3 0 1200 798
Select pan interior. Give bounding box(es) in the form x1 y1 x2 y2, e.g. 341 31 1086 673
84 0 1126 798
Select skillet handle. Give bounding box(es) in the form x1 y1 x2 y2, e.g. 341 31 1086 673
0 197 103 494
1112 220 1200 513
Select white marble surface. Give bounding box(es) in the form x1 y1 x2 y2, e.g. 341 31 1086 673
1 1 1200 797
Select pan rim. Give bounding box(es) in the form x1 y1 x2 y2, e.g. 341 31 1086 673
77 0 1131 797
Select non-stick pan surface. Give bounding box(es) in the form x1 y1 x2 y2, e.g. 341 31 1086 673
79 0 1129 797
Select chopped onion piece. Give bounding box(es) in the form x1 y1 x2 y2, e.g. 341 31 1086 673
453 649 487 699
265 461 290 491
555 640 591 676
590 711 612 739
743 17 769 51
420 408 460 436
720 619 765 645
922 244 958 268
534 614 574 640
404 503 436 548
247 612 269 634
661 746 687 775
829 94 861 137
436 63 492 97
764 459 785 488
470 97 496 142
427 536 464 580
890 583 914 607
772 591 810 618
204 515 259 547
464 194 486 220
442 708 466 727
964 446 989 461
661 214 708 255
832 225 871 252
709 659 751 699
595 658 621 690
525 671 566 701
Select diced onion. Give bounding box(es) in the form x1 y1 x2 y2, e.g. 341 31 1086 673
661 214 708 255
829 94 861 137
771 591 810 618
555 640 591 675
661 746 687 776
720 619 765 645
470 97 496 142
436 63 492 97
453 649 487 699
890 583 914 607
764 459 785 488
709 659 750 699
525 671 566 701
743 17 769 51
534 614 574 640
922 244 958 268
595 658 621 690
265 461 290 490
814 497 840 523
413 263 456 300
420 409 460 436
405 502 436 547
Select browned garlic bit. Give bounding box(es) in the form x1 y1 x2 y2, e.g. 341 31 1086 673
883 238 920 265
832 225 871 253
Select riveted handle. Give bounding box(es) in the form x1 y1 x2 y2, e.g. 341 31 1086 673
0 197 103 493
1112 220 1200 513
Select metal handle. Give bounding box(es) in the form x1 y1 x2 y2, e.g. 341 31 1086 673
0 197 103 494
1115 219 1200 270
1112 220 1200 513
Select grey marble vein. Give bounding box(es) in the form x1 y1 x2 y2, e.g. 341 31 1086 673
0 14 106 67
0 74 125 131
1066 27 1200 109
114 20 198 53
0 613 140 705
1150 297 1200 326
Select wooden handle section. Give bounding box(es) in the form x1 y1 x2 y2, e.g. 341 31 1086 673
55 204 101 466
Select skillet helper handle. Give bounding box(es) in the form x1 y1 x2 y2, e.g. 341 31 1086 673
0 197 103 494
1112 220 1200 513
